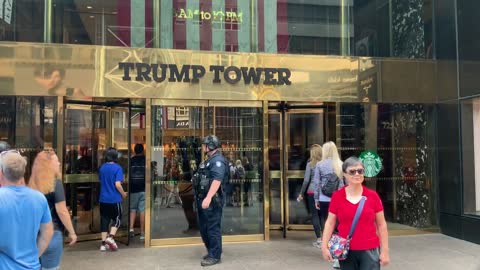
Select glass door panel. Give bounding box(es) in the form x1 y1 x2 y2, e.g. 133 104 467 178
213 106 264 235
286 112 324 228
64 106 107 237
268 113 282 226
150 105 203 239
110 106 131 244
268 109 326 233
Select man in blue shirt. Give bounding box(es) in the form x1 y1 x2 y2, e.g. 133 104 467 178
98 147 127 251
0 150 53 270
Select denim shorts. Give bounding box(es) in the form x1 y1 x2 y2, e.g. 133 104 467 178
40 230 63 270
130 192 146 212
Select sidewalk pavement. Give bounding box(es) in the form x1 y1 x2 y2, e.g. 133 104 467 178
61 233 480 270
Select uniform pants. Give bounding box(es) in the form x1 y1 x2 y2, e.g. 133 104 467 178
196 197 223 260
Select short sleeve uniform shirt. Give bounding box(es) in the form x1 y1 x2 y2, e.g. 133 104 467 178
206 152 228 186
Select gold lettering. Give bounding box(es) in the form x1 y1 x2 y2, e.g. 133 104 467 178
203 11 211 20
213 11 224 21
187 9 193 19
237 12 243 23
178 8 187 19
176 9 243 24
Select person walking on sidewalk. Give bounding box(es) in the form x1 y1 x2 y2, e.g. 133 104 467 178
98 147 127 251
0 150 54 269
297 144 323 248
321 156 390 270
193 135 229 267
29 150 77 269
129 144 146 241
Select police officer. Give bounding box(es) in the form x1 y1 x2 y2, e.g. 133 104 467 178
193 135 228 267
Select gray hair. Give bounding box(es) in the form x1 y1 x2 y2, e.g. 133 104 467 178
0 152 27 183
342 156 364 172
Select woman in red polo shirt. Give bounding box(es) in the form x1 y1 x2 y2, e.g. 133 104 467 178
321 156 390 270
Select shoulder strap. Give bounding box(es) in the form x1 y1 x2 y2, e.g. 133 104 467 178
347 196 366 239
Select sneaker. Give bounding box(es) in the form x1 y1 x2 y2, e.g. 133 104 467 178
140 233 145 241
201 257 221 267
105 237 118 251
333 259 340 269
312 240 322 248
100 244 109 251
129 229 135 238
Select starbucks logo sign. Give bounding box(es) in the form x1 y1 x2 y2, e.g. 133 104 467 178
359 151 382 177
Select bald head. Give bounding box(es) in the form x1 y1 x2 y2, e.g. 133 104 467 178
0 151 27 183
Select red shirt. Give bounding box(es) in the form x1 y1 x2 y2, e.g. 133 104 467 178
328 186 383 250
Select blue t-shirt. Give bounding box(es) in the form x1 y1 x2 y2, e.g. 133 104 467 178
0 186 52 270
99 163 124 203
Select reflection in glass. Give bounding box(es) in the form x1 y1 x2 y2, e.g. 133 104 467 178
215 107 263 235
150 106 203 238
0 96 56 179
0 0 44 42
64 108 106 236
461 98 480 216
338 103 436 228
287 113 324 226
53 1 153 47
268 114 281 224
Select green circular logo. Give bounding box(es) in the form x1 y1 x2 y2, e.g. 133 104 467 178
359 151 382 177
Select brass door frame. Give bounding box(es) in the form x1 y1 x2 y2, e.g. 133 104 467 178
269 109 325 234
62 100 133 243
147 99 207 246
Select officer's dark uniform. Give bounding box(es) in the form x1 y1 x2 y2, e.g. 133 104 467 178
194 136 228 266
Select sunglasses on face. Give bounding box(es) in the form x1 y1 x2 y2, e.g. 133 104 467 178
346 169 365 176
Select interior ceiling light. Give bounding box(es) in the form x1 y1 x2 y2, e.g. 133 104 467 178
86 5 93 9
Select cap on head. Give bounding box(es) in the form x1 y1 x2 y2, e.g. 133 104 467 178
202 135 221 151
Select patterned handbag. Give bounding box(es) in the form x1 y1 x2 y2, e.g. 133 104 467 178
328 196 366 260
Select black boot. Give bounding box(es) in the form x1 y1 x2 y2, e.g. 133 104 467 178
201 257 221 267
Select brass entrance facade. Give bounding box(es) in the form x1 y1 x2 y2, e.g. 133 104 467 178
0 43 439 247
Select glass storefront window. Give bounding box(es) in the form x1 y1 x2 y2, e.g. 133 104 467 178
338 103 436 228
150 105 203 239
214 106 264 235
0 96 56 178
0 0 44 42
462 98 480 216
52 0 153 47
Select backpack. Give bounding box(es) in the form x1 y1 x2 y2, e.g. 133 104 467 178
322 173 340 197
234 166 245 179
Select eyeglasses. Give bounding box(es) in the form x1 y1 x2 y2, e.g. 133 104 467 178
346 169 364 176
